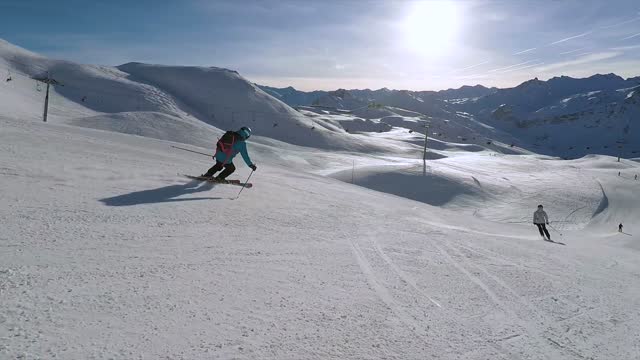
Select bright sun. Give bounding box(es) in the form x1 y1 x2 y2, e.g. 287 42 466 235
402 1 461 58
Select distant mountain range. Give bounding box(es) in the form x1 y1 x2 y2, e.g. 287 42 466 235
258 84 499 110
259 74 640 158
258 75 638 112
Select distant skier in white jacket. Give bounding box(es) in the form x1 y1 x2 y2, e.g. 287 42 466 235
533 205 551 240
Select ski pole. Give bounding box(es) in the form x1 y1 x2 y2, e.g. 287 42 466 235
548 223 563 237
235 170 255 199
170 145 213 157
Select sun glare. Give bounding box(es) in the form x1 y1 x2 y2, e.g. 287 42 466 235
402 1 461 58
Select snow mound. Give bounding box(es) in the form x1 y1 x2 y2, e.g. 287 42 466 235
330 165 483 206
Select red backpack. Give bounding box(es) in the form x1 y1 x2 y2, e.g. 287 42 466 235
216 131 239 163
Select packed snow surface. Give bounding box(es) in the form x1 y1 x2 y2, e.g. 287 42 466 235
2 116 640 359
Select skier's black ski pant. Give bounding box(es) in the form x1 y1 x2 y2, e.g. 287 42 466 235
204 161 235 180
536 223 550 239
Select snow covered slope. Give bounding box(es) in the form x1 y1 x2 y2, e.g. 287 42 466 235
115 62 323 146
297 105 524 157
0 38 388 153
328 154 616 231
2 113 640 359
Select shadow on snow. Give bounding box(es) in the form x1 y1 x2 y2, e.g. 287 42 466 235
100 181 221 206
544 239 567 246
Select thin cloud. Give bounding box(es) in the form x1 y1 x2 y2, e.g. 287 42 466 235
610 44 640 51
600 17 640 29
549 31 592 45
451 60 491 74
534 52 621 72
621 32 640 41
559 47 586 55
488 59 540 73
501 62 545 73
513 47 537 55
454 73 491 80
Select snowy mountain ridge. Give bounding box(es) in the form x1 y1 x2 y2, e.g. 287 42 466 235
0 38 389 153
261 74 640 158
471 77 640 157
257 83 498 107
260 74 637 110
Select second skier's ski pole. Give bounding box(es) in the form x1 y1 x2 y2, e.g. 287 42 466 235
235 170 255 199
548 223 563 237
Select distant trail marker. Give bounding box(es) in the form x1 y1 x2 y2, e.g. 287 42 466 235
352 160 355 184
422 120 430 176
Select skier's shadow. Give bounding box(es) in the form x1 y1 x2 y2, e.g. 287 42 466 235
100 181 221 206
544 239 566 246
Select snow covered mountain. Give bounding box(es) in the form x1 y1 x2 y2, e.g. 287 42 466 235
261 75 640 158
259 85 326 107
437 84 498 100
258 84 498 109
310 88 369 110
460 74 632 114
458 75 640 157
0 38 387 152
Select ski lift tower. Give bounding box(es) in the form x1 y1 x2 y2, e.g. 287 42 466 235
32 73 62 122
421 117 431 176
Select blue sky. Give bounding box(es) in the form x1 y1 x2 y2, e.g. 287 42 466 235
2 0 640 91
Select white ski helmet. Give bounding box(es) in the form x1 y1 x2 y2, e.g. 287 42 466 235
238 126 252 139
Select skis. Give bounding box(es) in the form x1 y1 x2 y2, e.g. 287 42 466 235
180 174 253 188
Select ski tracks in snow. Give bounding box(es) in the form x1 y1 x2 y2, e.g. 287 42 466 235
370 241 441 308
347 237 449 358
346 227 515 359
368 236 522 359
347 221 592 360
434 241 587 359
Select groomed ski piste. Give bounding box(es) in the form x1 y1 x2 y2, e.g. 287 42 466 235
2 39 640 359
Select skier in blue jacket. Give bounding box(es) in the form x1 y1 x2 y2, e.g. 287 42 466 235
202 126 257 181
